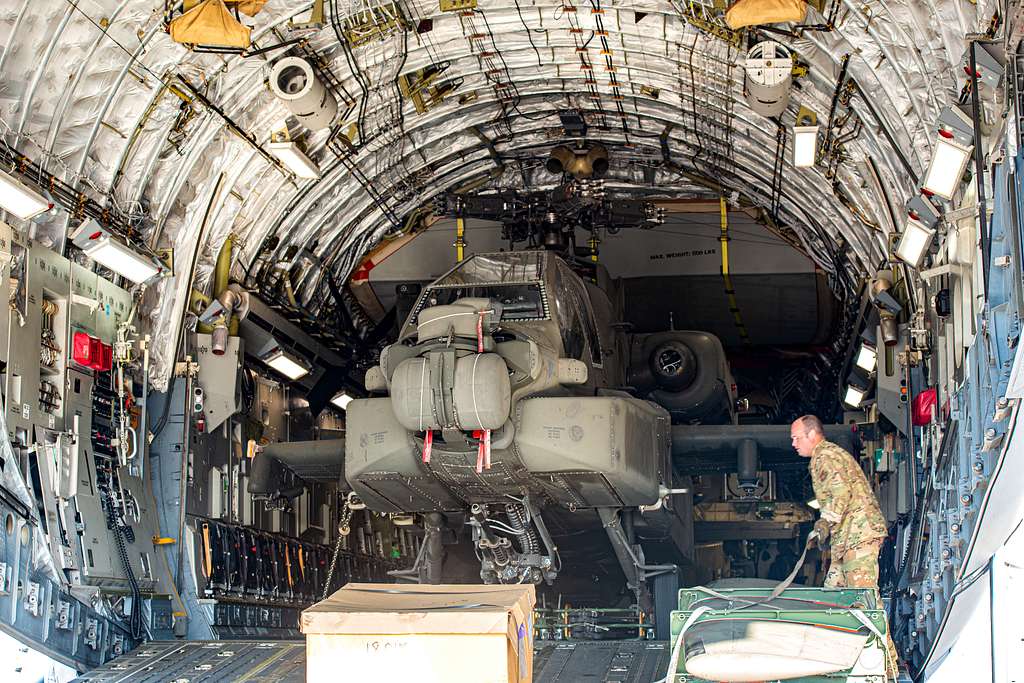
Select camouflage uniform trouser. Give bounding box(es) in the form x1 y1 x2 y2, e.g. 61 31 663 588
823 539 899 676
824 539 883 589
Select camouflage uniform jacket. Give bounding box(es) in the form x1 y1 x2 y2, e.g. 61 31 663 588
810 440 887 553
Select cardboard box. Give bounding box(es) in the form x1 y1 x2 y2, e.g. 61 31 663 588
302 583 535 683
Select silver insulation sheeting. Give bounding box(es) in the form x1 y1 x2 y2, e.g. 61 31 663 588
0 0 999 388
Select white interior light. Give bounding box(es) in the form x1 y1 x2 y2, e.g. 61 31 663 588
793 125 818 168
81 235 161 284
263 349 309 380
855 344 877 372
807 498 820 510
844 385 866 408
268 141 320 179
331 391 353 410
896 218 936 268
0 169 52 219
922 135 972 200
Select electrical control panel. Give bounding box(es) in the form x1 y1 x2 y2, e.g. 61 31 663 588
0 227 166 669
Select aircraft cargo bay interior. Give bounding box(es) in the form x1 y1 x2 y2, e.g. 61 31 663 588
0 1 1021 682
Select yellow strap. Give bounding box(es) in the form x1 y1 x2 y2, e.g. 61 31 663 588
455 217 466 262
719 197 751 346
201 524 212 578
285 545 293 587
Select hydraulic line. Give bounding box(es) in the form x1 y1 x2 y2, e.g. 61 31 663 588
505 504 539 555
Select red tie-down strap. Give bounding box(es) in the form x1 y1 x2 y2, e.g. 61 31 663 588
476 310 487 352
474 429 492 473
421 430 434 464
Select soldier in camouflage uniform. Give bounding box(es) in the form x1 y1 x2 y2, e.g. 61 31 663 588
791 415 899 677
790 415 888 588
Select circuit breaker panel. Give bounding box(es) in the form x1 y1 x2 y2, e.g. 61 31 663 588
0 226 166 669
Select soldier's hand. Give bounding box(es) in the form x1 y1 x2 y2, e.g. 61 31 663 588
812 519 830 550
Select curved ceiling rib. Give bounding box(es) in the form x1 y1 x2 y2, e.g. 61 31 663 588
0 0 998 385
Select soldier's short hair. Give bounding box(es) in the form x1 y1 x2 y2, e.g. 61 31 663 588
796 414 824 436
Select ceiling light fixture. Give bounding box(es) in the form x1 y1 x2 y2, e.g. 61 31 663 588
269 141 320 179
261 347 310 381
70 220 163 284
896 218 937 268
0 168 53 219
844 369 872 408
923 106 974 200
855 343 877 372
793 106 818 168
844 384 867 408
330 391 353 410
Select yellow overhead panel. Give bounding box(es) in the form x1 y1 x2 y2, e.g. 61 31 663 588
344 123 359 144
724 0 808 29
271 120 291 143
170 0 252 48
440 0 477 11
682 6 743 47
640 85 660 99
398 62 459 115
289 0 325 29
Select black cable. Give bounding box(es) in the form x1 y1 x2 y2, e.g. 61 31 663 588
684 31 704 169
104 489 144 639
240 366 256 415
513 0 543 68
968 42 990 297
475 7 546 125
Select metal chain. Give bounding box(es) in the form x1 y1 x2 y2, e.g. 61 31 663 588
321 495 355 600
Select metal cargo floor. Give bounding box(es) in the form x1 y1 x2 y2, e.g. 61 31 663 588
73 639 671 682
72 641 307 683
534 640 671 681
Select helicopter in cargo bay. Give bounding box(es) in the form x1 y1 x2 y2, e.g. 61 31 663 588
344 247 740 617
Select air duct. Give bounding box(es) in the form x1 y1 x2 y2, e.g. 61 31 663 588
546 145 575 175
585 144 609 178
545 144 610 179
269 56 338 131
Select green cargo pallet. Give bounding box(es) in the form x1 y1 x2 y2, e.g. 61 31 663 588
666 585 892 683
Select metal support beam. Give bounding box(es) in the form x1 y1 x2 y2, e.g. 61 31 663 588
175 77 294 180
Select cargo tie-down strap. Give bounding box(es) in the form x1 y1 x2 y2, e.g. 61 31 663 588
421 429 433 463
730 528 818 611
474 429 492 473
